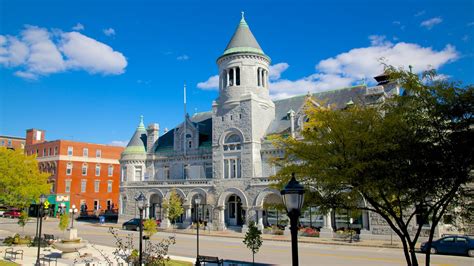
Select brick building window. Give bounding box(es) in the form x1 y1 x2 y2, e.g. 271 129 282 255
66 162 73 175
82 163 88 176
83 148 88 157
95 164 101 176
107 180 113 192
43 148 46 156
67 146 73 156
54 147 58 155
65 180 71 193
94 180 100 192
81 180 87 193
108 165 113 177
96 149 101 158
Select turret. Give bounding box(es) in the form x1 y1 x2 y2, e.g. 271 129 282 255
120 116 147 182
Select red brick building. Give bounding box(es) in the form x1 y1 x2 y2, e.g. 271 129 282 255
0 135 25 150
25 129 124 215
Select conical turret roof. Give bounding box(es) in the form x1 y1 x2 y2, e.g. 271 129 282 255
123 115 147 155
222 13 265 57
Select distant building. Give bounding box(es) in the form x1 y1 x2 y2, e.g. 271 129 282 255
0 135 25 150
25 128 124 216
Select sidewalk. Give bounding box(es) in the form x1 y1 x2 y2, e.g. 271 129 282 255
93 222 407 249
0 241 194 266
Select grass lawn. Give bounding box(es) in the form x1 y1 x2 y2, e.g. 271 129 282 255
166 260 193 266
0 261 18 266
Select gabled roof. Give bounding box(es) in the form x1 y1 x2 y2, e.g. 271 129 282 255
266 85 367 135
221 14 265 57
154 112 213 152
123 116 147 155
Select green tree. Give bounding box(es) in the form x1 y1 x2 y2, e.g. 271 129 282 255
243 221 263 265
272 67 473 266
162 189 184 228
143 218 158 237
0 148 50 208
59 213 69 231
18 210 29 233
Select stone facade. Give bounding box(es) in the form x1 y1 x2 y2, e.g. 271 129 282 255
119 15 414 238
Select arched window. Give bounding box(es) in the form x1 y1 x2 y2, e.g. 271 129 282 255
82 163 88 176
224 134 242 151
223 133 242 178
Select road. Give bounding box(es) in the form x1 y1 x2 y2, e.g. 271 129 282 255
0 218 472 266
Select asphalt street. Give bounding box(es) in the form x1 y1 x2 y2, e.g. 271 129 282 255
0 218 472 266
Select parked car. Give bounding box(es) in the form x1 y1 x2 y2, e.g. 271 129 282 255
0 206 7 217
122 218 141 231
421 235 474 257
3 210 21 218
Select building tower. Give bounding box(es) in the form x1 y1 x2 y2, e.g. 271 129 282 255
212 13 275 179
120 116 147 183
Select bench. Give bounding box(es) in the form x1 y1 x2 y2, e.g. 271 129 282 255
197 255 224 265
4 247 24 260
44 234 56 244
40 253 58 266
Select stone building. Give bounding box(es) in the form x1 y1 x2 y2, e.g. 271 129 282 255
119 15 402 237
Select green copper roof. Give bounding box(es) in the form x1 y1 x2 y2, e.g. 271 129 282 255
123 115 147 155
222 13 265 57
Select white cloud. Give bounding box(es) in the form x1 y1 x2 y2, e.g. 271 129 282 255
110 140 127 147
198 36 458 99
103 28 116 36
60 32 127 74
269 62 289 80
420 17 443 29
0 35 29 67
72 23 84 31
415 10 426 17
368 35 392 46
177 54 189 61
197 75 219 90
0 25 127 79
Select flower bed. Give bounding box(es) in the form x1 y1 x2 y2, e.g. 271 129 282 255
299 227 319 237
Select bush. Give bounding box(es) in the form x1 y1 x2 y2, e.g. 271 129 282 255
300 227 319 237
3 234 32 245
59 213 69 231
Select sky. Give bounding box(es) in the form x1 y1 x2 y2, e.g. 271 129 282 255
1 0 473 146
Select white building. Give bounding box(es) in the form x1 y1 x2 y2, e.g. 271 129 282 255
120 15 402 237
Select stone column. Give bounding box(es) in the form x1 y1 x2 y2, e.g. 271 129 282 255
320 210 334 238
241 207 249 234
216 206 226 231
182 205 192 228
160 208 170 229
257 209 264 231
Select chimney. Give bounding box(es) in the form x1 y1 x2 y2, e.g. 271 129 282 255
26 129 45 146
146 123 159 153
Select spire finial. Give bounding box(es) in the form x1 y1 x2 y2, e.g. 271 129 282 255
241 11 245 20
140 115 144 124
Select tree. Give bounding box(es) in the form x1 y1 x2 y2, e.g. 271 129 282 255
272 67 473 266
162 189 184 228
243 221 263 265
18 210 29 233
0 147 50 208
143 218 158 238
59 213 69 231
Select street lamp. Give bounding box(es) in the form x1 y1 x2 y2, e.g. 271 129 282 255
35 194 47 266
194 197 201 266
281 173 305 266
69 204 78 228
136 192 148 266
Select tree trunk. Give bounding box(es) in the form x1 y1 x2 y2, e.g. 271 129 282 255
409 242 418 266
253 252 255 265
400 237 412 266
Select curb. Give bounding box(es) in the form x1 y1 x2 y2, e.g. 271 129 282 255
88 223 403 250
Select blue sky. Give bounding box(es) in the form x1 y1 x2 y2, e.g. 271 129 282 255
1 0 473 146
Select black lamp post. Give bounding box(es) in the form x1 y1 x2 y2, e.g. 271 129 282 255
69 204 78 228
136 192 148 266
281 173 305 266
35 194 47 266
194 197 201 266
